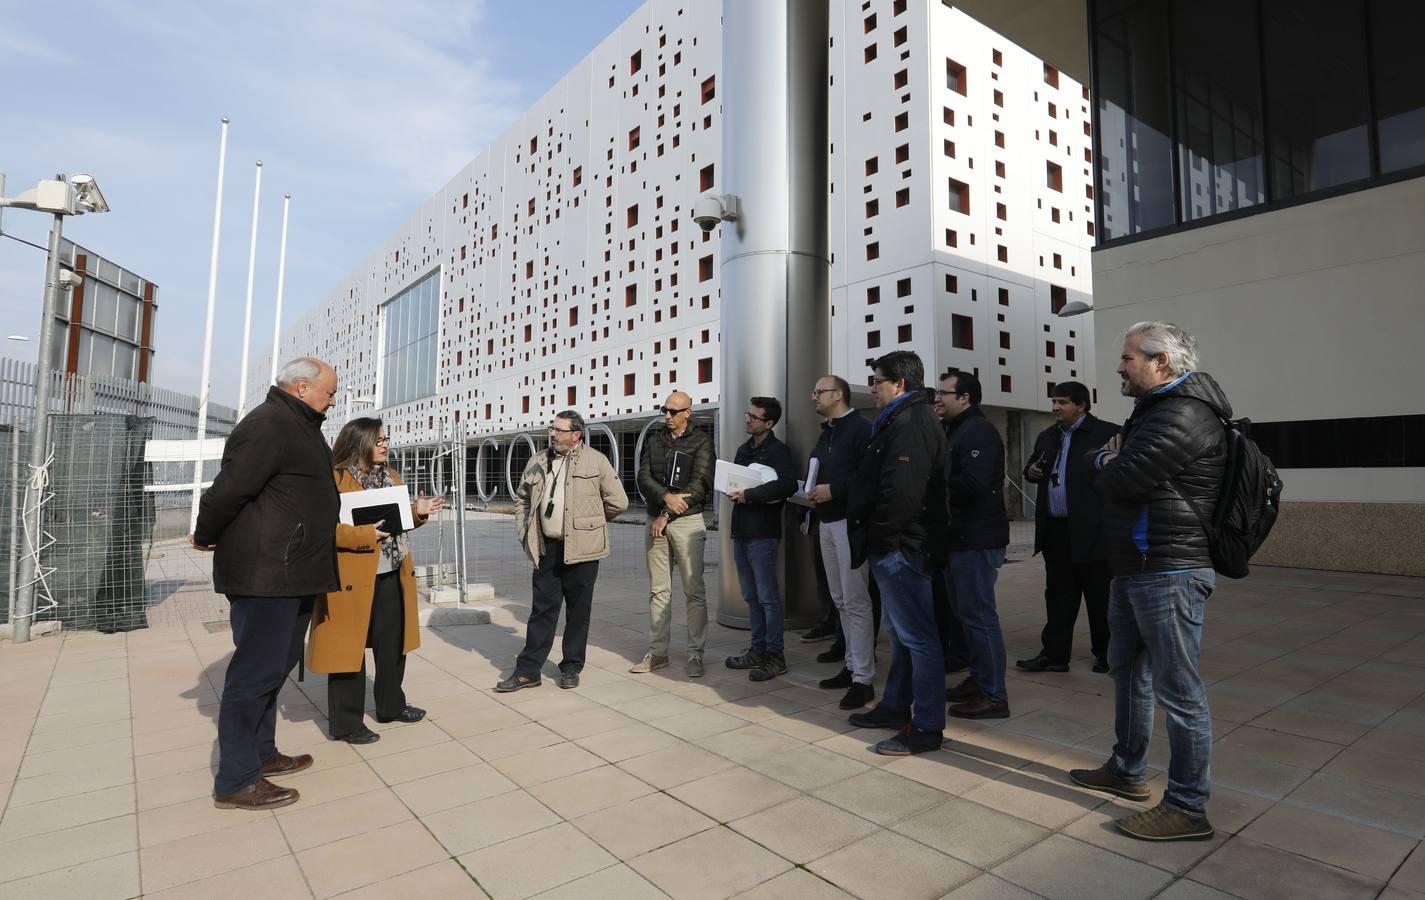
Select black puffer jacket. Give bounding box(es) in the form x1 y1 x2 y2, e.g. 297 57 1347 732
1094 372 1231 576
637 424 715 520
195 387 341 597
847 390 947 568
944 406 1010 551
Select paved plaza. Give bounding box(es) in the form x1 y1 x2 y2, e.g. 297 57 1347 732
2 525 1425 898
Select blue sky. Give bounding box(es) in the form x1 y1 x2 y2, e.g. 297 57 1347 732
0 0 642 399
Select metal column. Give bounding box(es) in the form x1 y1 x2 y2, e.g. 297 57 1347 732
716 0 830 627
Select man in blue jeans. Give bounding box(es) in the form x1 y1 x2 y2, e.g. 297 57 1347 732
844 351 948 756
724 397 798 681
1070 322 1229 842
936 371 1012 719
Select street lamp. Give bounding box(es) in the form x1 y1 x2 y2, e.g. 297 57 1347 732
345 392 376 424
0 172 111 643
1056 300 1093 317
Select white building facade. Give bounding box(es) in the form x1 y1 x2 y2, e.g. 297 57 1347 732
253 0 1094 495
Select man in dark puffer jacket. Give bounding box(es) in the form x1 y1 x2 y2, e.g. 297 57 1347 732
1070 322 1228 844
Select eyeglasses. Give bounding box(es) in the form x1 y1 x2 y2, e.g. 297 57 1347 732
548 426 577 434
810 388 838 398
934 390 965 398
375 436 390 445
870 376 895 386
744 412 770 422
660 405 691 416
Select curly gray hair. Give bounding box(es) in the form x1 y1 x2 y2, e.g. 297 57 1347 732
1124 322 1198 376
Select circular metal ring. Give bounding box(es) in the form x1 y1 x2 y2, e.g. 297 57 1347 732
504 432 538 500
631 415 662 505
587 423 619 474
474 438 500 502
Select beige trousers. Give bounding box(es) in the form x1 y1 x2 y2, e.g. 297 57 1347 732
645 513 708 657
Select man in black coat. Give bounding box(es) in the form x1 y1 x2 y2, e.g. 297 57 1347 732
1070 322 1228 843
845 351 948 756
937 371 1012 720
192 356 342 811
1017 381 1119 674
724 396 798 681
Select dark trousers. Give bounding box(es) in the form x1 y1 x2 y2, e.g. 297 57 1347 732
215 595 314 795
515 539 599 677
931 561 971 668
328 571 407 737
1040 518 1111 663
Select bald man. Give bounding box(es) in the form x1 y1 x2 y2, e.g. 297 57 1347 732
632 390 715 676
193 356 342 811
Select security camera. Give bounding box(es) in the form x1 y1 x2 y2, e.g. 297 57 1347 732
692 192 739 232
58 269 84 289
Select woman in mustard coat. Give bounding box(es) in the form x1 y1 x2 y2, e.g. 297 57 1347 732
308 418 443 744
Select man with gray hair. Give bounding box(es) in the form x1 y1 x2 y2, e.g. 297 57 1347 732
193 356 342 811
1069 322 1230 842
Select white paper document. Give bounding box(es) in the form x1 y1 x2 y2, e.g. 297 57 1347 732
338 486 416 531
714 459 778 495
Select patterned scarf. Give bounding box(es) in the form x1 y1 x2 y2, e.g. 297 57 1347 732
348 464 409 569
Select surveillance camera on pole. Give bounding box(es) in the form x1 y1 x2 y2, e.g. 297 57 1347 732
692 192 741 232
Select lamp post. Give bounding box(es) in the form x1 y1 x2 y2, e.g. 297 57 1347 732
344 392 375 424
1056 300 1093 317
0 173 111 643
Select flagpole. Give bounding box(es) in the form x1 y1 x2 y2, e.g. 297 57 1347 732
269 192 291 384
236 160 262 419
189 116 229 535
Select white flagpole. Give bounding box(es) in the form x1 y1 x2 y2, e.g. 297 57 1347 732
236 160 262 419
189 116 229 535
269 192 291 385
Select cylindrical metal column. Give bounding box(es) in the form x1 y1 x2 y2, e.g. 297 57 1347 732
716 0 829 628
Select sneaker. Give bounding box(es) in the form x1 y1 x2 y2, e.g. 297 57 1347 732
687 656 705 678
1015 654 1069 673
1068 764 1152 802
494 674 542 693
1115 804 1215 841
800 623 838 643
629 655 669 674
1093 656 1110 674
875 725 944 756
839 681 875 710
948 695 1010 719
819 667 853 689
748 653 787 682
945 674 982 703
848 704 910 731
558 670 580 689
816 642 846 663
725 648 767 670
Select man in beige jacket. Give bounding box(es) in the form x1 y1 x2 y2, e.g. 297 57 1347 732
499 410 629 691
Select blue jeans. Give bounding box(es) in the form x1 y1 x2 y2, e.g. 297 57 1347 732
871 549 945 733
947 548 1007 700
733 538 784 655
1107 569 1215 816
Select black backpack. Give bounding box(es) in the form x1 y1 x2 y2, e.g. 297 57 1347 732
1176 410 1284 579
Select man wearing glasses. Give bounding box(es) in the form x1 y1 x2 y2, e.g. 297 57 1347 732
724 397 798 681
632 391 715 676
502 411 628 692
844 351 949 756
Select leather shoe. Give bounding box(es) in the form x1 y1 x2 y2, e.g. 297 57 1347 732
559 670 580 689
214 777 299 811
848 704 909 731
260 752 313 777
816 643 846 663
1015 654 1069 673
819 667 853 689
1093 656 1110 674
945 674 982 703
495 674 542 693
839 681 875 710
334 726 381 744
949 695 1011 719
376 705 426 724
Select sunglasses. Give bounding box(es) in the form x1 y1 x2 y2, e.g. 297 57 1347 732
660 406 691 415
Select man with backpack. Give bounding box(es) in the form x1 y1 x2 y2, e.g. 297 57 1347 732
1069 321 1231 842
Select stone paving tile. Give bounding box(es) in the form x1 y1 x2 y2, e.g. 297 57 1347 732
458 822 616 899
629 825 793 900
992 834 1173 899
295 818 449 898
730 795 880 865
0 851 140 900
390 761 517 817
423 788 561 856
0 783 133 842
1187 836 1384 900
572 790 718 860
139 816 288 894
141 854 311 900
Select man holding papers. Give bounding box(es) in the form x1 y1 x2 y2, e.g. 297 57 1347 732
632 391 715 677
723 397 797 681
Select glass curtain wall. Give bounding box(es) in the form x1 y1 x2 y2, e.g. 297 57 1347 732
1092 0 1425 243
380 271 440 408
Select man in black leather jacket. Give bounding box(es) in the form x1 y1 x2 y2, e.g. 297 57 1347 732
193 356 342 812
845 351 948 756
1070 322 1228 843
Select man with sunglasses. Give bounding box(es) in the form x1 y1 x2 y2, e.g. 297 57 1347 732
503 411 628 692
724 397 798 681
1017 381 1118 675
632 391 715 676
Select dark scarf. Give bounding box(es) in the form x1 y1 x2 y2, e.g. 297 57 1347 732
349 464 409 569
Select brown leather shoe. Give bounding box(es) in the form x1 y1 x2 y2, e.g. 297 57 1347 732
214 777 299 811
948 695 1010 719
260 752 313 777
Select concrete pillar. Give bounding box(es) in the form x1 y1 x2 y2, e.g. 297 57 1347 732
715 0 830 628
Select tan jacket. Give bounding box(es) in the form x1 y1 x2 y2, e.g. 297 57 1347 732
515 444 628 566
307 469 428 673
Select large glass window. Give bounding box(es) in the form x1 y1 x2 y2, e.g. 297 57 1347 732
380 270 439 407
1092 0 1424 243
1370 0 1425 174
